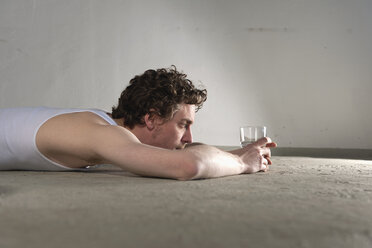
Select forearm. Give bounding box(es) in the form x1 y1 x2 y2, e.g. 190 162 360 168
101 143 246 180
226 147 244 156
184 144 246 180
91 126 259 181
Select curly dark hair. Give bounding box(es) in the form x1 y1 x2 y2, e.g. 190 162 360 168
112 66 207 129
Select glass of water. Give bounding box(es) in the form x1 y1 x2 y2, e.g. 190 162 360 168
240 126 267 147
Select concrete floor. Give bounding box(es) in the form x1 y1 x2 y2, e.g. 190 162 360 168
1 156 372 248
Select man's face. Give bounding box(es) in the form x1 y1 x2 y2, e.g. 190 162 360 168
150 104 195 150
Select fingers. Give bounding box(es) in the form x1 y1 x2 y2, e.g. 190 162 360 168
256 143 273 171
260 157 269 172
262 147 272 167
260 148 273 172
242 138 276 173
254 137 277 148
261 147 271 158
266 142 277 148
262 157 268 165
254 137 272 147
266 157 272 165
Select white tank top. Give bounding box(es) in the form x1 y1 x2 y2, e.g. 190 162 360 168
0 107 117 171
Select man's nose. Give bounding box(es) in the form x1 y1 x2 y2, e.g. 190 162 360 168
182 128 193 144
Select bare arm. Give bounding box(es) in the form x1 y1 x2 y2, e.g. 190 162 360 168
184 138 276 178
183 144 246 179
90 125 194 180
91 126 274 180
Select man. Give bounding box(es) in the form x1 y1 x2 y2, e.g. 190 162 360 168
0 66 276 180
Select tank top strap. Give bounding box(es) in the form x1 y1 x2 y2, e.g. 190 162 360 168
87 109 117 126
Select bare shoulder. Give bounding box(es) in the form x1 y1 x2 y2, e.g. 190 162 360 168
36 111 138 168
36 111 121 141
40 111 115 126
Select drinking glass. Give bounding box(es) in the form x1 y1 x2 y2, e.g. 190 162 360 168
240 126 267 147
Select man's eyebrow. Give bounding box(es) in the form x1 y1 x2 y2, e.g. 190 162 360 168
180 119 193 124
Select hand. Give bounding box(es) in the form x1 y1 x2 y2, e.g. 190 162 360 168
240 137 277 173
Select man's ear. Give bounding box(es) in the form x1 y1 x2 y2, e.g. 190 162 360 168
144 113 156 131
144 109 161 130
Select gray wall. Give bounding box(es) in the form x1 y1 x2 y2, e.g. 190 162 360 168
1 0 371 149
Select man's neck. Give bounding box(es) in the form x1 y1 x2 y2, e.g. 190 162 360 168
129 125 150 145
107 114 125 127
107 116 151 145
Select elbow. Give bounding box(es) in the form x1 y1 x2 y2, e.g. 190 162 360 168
175 154 201 181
